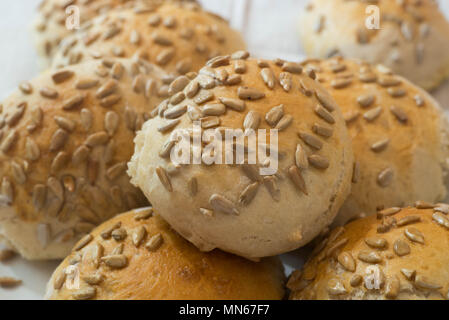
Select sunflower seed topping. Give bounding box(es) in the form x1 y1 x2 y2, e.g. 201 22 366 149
193 90 214 105
39 87 58 99
385 275 400 299
243 110 261 130
275 115 293 131
263 176 280 202
288 165 307 195
299 132 322 150
401 268 416 281
102 254 128 269
393 239 410 256
0 277 22 288
132 226 147 247
337 252 356 272
308 155 329 169
377 167 394 187
52 70 74 84
350 275 363 287
282 62 302 74
238 87 265 100
397 215 420 227
239 182 259 206
157 119 180 133
146 233 163 251
279 72 292 92
371 138 390 152
74 234 93 251
358 250 382 264
260 68 276 89
265 104 284 127
365 237 387 249
209 194 239 215
404 227 424 244
377 207 401 218
314 105 335 124
414 275 442 290
432 213 449 229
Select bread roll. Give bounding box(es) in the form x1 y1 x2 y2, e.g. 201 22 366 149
45 207 285 300
50 1 246 76
128 53 354 259
302 58 449 225
0 58 166 260
299 0 449 90
289 204 449 300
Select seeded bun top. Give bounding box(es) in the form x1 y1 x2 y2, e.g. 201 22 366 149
33 0 199 67
0 58 167 260
288 204 449 300
299 0 449 90
50 1 246 76
301 58 449 225
45 207 286 300
127 53 354 259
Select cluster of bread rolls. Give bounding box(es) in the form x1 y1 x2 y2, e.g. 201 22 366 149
0 0 448 300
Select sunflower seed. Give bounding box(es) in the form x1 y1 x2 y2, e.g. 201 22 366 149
96 79 118 99
241 164 262 182
53 270 66 290
365 237 387 249
39 87 58 99
11 161 26 184
134 208 153 221
83 273 103 286
414 275 442 290
85 131 108 147
193 90 214 105
358 250 382 263
432 213 449 229
52 70 74 84
157 119 180 133
434 204 449 214
80 108 93 131
100 222 121 240
308 154 329 169
0 277 22 288
265 104 284 127
397 215 420 227
185 80 200 99
331 78 352 89
216 97 244 113
1 130 17 152
378 76 401 87
299 132 322 150
384 275 400 299
387 87 407 98
282 62 302 74
316 91 337 112
350 275 363 287
234 60 246 74
393 239 410 256
19 81 32 94
76 78 99 90
71 145 89 165
231 50 249 60
238 87 265 100
337 252 356 272
131 226 147 248
363 106 382 122
146 233 163 251
404 227 424 244
62 174 75 192
202 103 226 116
288 165 307 195
314 105 335 124
275 115 293 131
377 207 401 218
414 95 425 107
74 234 93 251
32 184 47 211
414 200 434 209
201 116 220 128
102 254 128 268
206 55 230 68
260 68 275 89
377 167 394 187
243 111 261 130
25 137 40 161
279 72 292 92
371 138 390 152
50 129 69 152
106 162 127 180
239 182 259 206
295 144 308 169
357 94 375 108
156 166 172 192
209 194 239 215
197 74 215 89
263 176 280 201
156 47 175 65
6 102 26 126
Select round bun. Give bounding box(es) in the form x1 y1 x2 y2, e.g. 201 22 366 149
288 204 449 300
45 207 285 300
299 0 449 90
50 1 246 76
0 58 167 260
128 54 354 259
302 58 449 225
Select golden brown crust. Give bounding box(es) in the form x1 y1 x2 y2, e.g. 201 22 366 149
45 207 285 300
0 58 166 260
288 205 449 300
49 1 246 75
302 58 449 224
128 54 354 259
299 0 449 90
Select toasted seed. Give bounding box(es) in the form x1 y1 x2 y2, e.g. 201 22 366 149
312 123 333 138
1 130 18 152
102 254 128 269
54 116 76 132
377 208 401 220
359 72 377 83
377 167 394 187
393 239 410 256
225 74 242 86
358 250 382 264
202 103 226 116
415 200 434 209
275 115 293 131
265 104 284 127
0 277 22 288
199 208 214 217
390 105 408 123
378 76 401 87
363 106 382 122
5 102 26 126
53 270 66 290
234 60 246 74
239 182 259 206
365 237 387 249
96 79 117 99
25 137 40 161
11 161 26 184
404 227 424 244
387 87 407 98
260 68 275 89
432 213 449 229
206 55 230 68
371 138 390 152
80 108 93 131
385 275 400 299
100 222 121 239
85 131 108 147
243 111 261 130
76 78 99 89
288 166 307 195
400 268 416 280
157 119 180 133
193 90 214 105
40 87 58 99
316 91 336 112
197 74 215 89
50 129 69 152
52 70 74 84
294 144 309 170
299 132 322 150
314 105 335 124
83 273 103 286
434 204 449 214
350 275 363 287
168 76 189 96
279 72 292 92
106 162 127 180
397 215 420 227
308 154 329 169
201 116 220 128
209 194 239 215
282 62 302 74
164 105 187 119
414 275 442 290
337 252 356 272
218 97 245 112
104 111 119 136
156 166 172 192
134 208 153 221
331 78 352 89
263 176 280 202
231 50 250 60
357 94 375 108
327 278 347 296
74 234 93 251
238 87 265 100
132 226 147 247
146 233 163 251
19 81 33 94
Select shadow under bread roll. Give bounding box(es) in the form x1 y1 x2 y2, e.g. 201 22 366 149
302 58 449 225
0 57 166 260
45 207 285 300
288 203 449 300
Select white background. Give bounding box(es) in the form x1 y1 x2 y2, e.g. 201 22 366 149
0 0 448 300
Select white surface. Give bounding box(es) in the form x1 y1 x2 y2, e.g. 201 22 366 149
0 0 448 300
